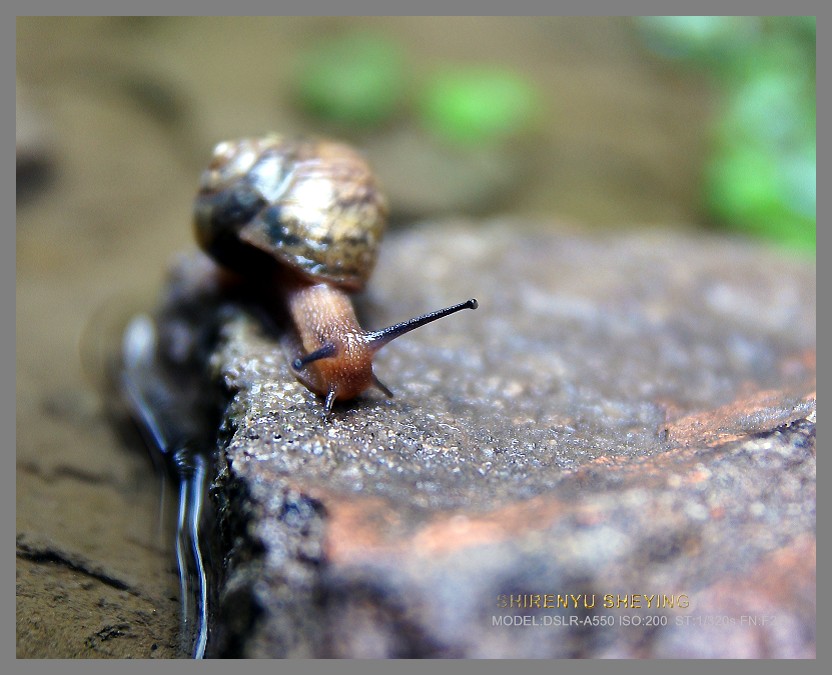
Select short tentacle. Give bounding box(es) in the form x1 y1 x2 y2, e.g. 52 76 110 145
292 342 338 371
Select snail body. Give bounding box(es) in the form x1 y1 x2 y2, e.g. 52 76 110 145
195 134 476 415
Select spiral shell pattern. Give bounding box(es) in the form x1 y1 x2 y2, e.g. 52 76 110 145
194 134 387 291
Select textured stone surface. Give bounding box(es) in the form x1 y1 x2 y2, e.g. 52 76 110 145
162 221 815 658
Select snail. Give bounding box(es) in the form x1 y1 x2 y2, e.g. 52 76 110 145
194 134 477 415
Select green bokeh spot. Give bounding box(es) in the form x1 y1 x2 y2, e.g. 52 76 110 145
717 71 815 152
705 146 815 251
420 68 541 145
294 33 407 128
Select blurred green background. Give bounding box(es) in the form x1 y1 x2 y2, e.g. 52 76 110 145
291 16 816 250
637 16 815 251
18 16 816 254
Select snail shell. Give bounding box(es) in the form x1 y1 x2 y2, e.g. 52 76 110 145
194 134 387 291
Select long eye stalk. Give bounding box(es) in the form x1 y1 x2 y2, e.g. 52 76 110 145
366 298 478 351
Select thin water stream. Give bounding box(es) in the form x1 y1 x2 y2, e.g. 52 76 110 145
115 312 221 658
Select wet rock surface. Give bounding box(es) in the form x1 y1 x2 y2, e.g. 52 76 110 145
164 222 816 658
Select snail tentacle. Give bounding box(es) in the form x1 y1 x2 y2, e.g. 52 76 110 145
292 342 338 371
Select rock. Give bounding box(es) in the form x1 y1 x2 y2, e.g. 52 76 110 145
158 221 815 658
